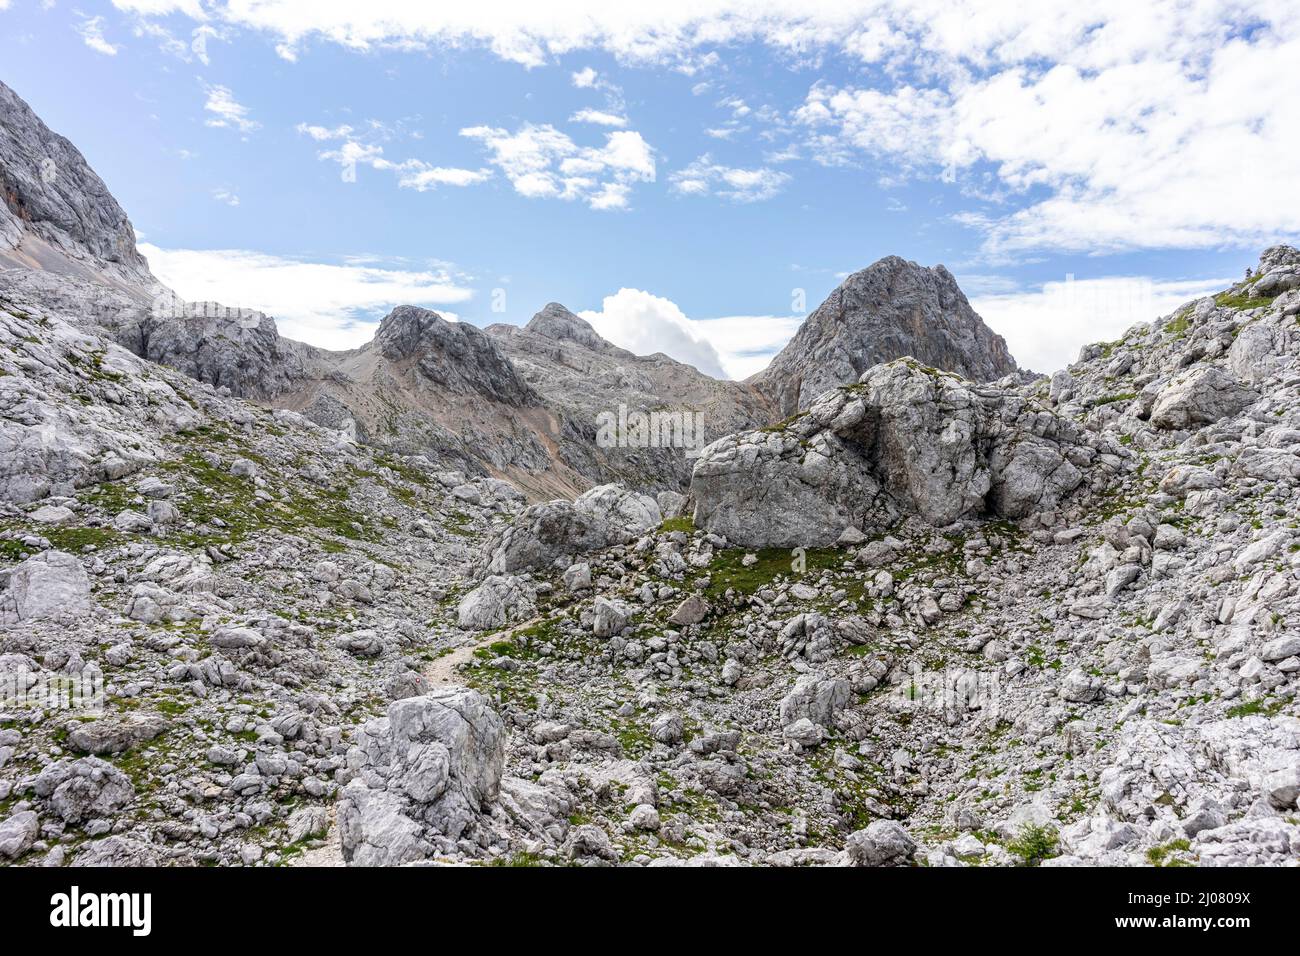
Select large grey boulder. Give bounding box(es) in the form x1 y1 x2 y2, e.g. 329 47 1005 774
751 255 1017 416
486 483 661 573
0 810 39 859
0 550 91 624
846 820 916 866
65 714 170 756
338 688 507 865
33 757 135 824
1150 366 1257 430
692 360 1115 547
456 575 536 631
574 483 662 536
779 673 852 729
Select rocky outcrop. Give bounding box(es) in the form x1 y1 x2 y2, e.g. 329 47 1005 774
692 359 1122 547
457 575 536 631
0 80 154 292
114 304 314 402
751 256 1017 417
0 283 199 503
0 550 92 624
33 757 135 825
374 306 539 407
1150 366 1258 431
338 688 507 865
486 483 661 573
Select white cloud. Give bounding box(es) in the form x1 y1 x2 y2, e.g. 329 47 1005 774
296 122 355 141
76 15 120 55
579 288 728 378
112 1 207 16
569 108 627 127
790 6 1300 254
299 123 491 192
139 243 474 350
211 188 240 206
578 289 804 379
202 84 259 135
671 155 789 203
462 124 654 210
396 165 493 191
145 3 945 67
971 275 1230 373
690 314 805 379
114 3 1300 254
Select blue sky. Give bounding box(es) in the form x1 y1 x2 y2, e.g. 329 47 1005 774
2 1 1296 375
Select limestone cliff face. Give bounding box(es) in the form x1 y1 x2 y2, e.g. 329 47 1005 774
0 80 155 294
750 255 1018 417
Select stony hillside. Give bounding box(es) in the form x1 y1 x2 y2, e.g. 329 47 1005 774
751 255 1019 417
1 244 1297 868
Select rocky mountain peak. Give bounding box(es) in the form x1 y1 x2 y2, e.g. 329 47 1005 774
374 304 457 361
0 80 155 293
372 304 539 407
750 254 1018 416
524 302 610 352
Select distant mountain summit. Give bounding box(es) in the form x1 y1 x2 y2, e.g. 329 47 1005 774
0 80 156 295
751 255 1018 416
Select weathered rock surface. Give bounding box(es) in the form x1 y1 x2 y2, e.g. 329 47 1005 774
1 550 91 624
338 688 507 865
0 80 155 291
485 483 660 573
751 255 1018 416
692 359 1121 547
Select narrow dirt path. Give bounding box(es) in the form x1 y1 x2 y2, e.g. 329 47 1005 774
423 615 544 686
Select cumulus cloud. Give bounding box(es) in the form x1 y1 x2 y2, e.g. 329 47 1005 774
202 84 259 135
790 6 1300 255
578 289 804 379
114 3 1300 254
671 155 789 202
461 124 654 210
579 289 728 378
970 274 1230 373
139 243 473 350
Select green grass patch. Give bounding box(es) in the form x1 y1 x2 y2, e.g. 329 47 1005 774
1215 291 1275 311
1007 824 1060 867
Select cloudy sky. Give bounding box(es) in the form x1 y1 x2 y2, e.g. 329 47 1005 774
2 1 1295 374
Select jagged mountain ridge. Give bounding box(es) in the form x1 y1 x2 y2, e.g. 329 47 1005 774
1 77 1299 871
